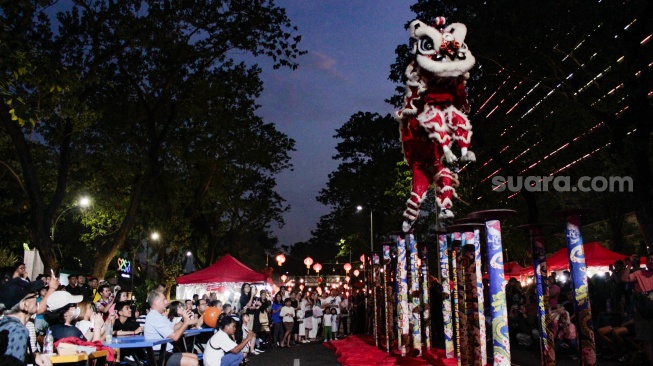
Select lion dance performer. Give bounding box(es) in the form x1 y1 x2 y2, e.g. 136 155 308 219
397 17 476 232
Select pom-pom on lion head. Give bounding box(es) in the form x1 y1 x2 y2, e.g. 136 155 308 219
409 17 475 78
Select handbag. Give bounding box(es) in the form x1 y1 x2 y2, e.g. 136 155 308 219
259 311 269 326
304 309 313 318
635 291 653 318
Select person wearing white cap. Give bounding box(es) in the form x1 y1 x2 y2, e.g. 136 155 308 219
44 291 104 342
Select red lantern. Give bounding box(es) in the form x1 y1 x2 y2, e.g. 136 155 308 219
304 256 314 268
312 263 322 274
345 276 350 283
353 269 360 277
276 254 286 266
360 254 365 262
343 263 352 274
281 274 288 283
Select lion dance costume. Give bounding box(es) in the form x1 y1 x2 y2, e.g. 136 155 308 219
397 17 476 232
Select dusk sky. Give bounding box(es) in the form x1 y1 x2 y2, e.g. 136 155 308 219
253 1 416 246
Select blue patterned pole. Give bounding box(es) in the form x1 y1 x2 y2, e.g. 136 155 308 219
408 234 422 353
561 211 596 366
420 242 431 350
438 233 454 358
518 224 555 366
468 209 516 366
396 234 410 357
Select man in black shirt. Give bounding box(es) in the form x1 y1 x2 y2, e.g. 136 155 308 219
113 301 143 336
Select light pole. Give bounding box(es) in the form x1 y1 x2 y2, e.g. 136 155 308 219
51 196 91 241
356 205 373 252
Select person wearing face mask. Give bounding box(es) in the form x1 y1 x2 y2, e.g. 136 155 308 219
0 276 59 366
44 291 103 342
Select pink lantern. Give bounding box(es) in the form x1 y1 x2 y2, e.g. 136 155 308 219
360 254 365 262
312 263 322 274
276 254 286 266
353 269 360 277
299 284 305 291
343 263 352 274
304 256 314 268
345 276 350 283
280 274 288 283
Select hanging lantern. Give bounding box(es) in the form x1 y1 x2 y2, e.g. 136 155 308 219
304 256 314 268
316 286 323 296
299 284 305 291
345 276 350 283
312 262 322 274
343 263 352 274
353 269 360 277
276 254 286 266
360 254 365 262
281 274 288 283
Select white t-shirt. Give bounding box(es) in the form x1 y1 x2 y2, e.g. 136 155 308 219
323 312 333 326
281 306 295 322
324 296 342 314
205 330 238 366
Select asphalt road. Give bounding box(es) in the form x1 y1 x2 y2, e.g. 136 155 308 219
248 341 341 366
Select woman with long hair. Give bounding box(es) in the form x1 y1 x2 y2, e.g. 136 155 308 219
168 300 196 329
238 283 255 315
107 290 129 316
74 301 107 341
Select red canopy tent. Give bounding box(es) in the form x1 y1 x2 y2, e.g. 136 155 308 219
521 242 625 276
176 254 266 285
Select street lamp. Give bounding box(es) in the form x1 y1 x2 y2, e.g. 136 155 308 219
356 205 373 252
51 196 91 240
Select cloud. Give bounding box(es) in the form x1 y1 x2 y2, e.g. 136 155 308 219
307 52 346 80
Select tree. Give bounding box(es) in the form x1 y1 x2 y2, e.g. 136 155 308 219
1 0 305 277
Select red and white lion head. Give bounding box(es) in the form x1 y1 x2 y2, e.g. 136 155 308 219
409 17 475 78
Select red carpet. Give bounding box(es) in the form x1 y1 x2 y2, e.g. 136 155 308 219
323 336 455 366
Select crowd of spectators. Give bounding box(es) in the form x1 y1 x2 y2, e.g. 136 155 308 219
502 252 653 365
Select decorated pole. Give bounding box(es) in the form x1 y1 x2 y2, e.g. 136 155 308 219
449 221 484 366
518 224 555 366
372 252 380 347
449 233 463 366
468 209 516 366
419 242 431 350
408 234 422 354
383 244 392 353
438 233 454 358
396 234 410 356
556 209 597 366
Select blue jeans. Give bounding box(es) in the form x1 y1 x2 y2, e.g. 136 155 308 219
221 352 243 366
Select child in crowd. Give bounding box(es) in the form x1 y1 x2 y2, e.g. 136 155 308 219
280 298 295 347
323 307 337 342
241 313 261 357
